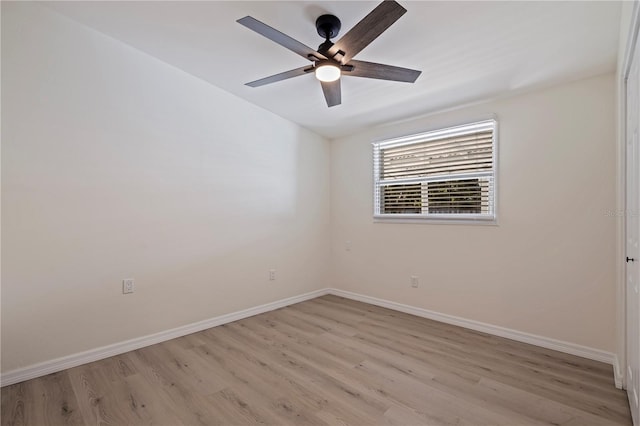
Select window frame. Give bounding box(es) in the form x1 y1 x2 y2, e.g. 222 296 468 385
372 119 498 225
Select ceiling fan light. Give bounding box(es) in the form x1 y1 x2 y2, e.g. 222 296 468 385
315 63 341 82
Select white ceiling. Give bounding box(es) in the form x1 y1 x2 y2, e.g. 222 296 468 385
45 1 621 139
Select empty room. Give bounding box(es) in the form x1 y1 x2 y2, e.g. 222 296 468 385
2 0 640 425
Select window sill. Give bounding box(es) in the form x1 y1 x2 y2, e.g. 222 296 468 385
373 215 498 226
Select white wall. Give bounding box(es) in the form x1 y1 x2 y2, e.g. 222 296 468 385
1 3 330 373
330 73 617 352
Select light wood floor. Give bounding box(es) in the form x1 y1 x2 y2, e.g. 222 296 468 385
1 295 632 425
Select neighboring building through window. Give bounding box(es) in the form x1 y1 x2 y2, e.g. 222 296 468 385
373 120 497 222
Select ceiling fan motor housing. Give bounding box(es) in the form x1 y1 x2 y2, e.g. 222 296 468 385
316 14 341 40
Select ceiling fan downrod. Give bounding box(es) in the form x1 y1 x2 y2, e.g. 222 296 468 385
315 14 341 56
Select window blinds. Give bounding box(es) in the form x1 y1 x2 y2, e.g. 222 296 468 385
373 120 496 220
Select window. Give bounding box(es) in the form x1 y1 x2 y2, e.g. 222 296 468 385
373 120 497 222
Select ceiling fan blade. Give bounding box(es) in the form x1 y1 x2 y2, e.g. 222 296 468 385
345 60 421 83
327 1 406 64
237 16 327 62
321 80 341 107
246 66 314 87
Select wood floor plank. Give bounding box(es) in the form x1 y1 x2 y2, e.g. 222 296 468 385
1 373 83 426
355 317 625 402
205 387 285 426
192 331 331 425
67 363 140 425
356 359 548 426
283 305 359 337
360 311 616 387
1 382 29 426
219 322 386 425
475 377 623 426
219 320 392 423
335 295 613 377
1 295 632 425
349 322 631 423
121 373 187 425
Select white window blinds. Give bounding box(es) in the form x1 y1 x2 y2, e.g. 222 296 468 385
373 120 497 221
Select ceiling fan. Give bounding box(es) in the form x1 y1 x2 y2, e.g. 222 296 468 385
237 0 421 108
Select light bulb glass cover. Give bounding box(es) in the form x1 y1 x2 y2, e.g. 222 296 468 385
315 63 341 82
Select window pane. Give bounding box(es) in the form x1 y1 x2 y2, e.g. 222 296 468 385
382 184 422 214
427 179 481 214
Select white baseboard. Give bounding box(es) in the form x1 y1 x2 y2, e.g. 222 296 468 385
613 355 624 389
2 287 621 388
329 289 620 381
0 288 329 387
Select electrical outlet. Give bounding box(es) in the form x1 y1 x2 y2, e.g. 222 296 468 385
410 275 419 288
123 278 135 294
345 240 352 251
269 269 276 281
